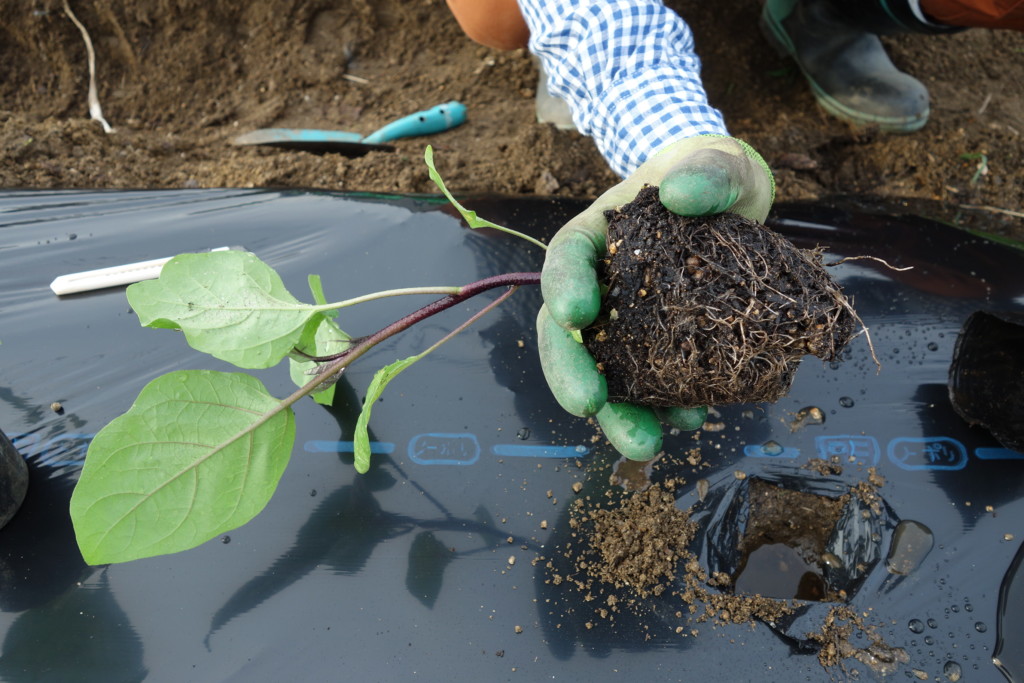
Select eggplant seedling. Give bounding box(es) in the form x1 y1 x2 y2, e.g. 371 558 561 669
69 146 544 565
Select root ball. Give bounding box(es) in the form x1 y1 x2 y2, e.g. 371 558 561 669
584 185 857 407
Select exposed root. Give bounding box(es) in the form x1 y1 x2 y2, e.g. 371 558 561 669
826 255 913 272
63 0 114 133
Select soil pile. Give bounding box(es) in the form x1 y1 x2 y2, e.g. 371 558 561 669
554 480 794 630
582 482 696 597
584 186 857 407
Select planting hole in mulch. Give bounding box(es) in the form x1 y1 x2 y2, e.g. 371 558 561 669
584 185 858 407
701 472 891 609
732 479 846 601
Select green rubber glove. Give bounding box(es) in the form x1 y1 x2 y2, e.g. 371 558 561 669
538 135 775 460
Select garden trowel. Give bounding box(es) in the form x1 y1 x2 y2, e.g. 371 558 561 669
230 101 467 156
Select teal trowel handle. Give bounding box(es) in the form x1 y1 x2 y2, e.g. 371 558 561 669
362 101 467 145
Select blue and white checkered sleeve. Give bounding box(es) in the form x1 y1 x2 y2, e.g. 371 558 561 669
517 0 728 178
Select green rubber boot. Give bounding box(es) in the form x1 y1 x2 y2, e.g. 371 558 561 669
761 0 930 132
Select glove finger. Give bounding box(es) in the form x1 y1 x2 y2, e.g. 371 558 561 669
655 405 709 432
647 139 770 222
657 145 773 223
596 402 663 461
541 226 604 331
536 305 607 417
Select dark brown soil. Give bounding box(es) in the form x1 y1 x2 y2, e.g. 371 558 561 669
584 186 857 407
1 0 1023 244
740 479 845 558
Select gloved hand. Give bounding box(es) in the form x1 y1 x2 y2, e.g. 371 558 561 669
537 135 775 460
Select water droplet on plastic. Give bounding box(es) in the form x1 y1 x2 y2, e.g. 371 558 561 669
222 535 231 544
909 619 926 634
575 445 588 454
516 428 530 440
925 635 935 645
789 406 825 430
927 342 939 351
951 604 960 613
975 622 988 633
886 520 934 575
839 396 855 408
943 660 962 681
310 489 317 497
761 440 784 456
821 552 844 569
928 618 939 629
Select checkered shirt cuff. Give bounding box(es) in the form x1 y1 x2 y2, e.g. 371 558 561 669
519 0 728 177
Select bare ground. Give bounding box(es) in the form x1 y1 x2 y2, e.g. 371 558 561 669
2 0 1022 241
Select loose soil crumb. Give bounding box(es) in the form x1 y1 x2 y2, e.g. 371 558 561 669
585 186 857 407
808 605 909 675
852 467 887 516
803 456 844 476
583 482 695 597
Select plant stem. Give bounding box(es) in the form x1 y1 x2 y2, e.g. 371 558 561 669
312 285 464 312
285 271 541 403
412 284 518 361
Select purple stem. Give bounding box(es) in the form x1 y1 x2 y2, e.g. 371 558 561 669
307 271 541 369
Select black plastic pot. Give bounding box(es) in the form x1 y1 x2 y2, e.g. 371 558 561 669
949 310 1024 451
0 428 28 530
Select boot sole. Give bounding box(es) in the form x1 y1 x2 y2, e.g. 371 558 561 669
759 5 928 133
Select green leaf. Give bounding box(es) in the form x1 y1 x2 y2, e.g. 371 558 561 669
288 315 351 406
127 251 322 369
424 146 547 250
70 370 296 564
353 355 420 473
307 273 337 318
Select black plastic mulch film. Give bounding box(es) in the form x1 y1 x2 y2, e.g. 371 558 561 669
0 189 1022 682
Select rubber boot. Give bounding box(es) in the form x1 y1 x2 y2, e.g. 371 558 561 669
761 0 931 132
